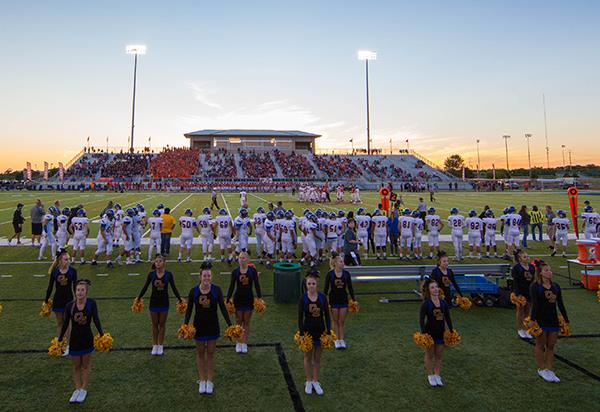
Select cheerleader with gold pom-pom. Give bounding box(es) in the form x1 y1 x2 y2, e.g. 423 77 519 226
529 259 569 383
511 249 535 339
45 249 77 356
183 261 232 395
324 253 356 349
136 254 183 356
419 278 455 387
58 280 105 404
298 270 332 396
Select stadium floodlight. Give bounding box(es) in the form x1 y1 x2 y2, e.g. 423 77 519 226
126 45 147 55
358 50 377 60
358 50 377 155
126 44 146 152
502 135 511 175
525 134 532 178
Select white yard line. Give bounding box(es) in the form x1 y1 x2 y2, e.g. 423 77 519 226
142 193 193 237
220 193 233 219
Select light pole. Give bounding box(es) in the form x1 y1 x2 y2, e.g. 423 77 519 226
350 138 354 153
476 139 481 178
525 133 532 177
126 45 147 153
502 135 511 174
561 144 566 169
568 149 572 173
358 50 376 155
543 94 550 169
389 138 392 155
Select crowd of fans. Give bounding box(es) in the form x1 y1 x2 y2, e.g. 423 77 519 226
312 155 362 179
239 150 276 178
150 147 199 179
101 153 151 178
274 150 315 178
64 153 108 179
204 149 237 178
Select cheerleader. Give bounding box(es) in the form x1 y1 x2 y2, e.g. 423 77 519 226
419 278 454 387
226 251 262 353
45 249 77 355
512 249 534 339
429 251 463 306
58 279 104 404
183 261 232 395
298 270 331 396
529 259 569 383
323 254 355 349
136 255 183 356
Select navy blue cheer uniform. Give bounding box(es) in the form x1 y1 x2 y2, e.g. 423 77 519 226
184 284 231 342
530 282 569 333
430 267 462 306
59 299 103 356
419 298 454 345
324 269 355 309
137 270 182 313
511 263 535 302
226 266 262 312
45 267 77 313
298 292 331 347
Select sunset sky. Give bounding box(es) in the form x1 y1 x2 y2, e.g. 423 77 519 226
1 1 599 171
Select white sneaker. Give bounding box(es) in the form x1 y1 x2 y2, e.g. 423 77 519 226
428 375 437 387
305 381 313 395
538 369 553 382
524 331 533 339
312 381 324 396
241 343 248 353
76 389 87 403
435 375 444 386
198 380 206 394
205 381 214 394
157 345 164 356
235 343 242 353
63 346 70 357
517 330 527 339
340 340 347 349
151 345 158 355
334 340 340 349
547 370 560 383
69 389 81 404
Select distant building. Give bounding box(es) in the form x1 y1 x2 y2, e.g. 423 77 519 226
184 129 321 152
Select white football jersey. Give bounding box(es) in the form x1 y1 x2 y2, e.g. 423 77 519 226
216 215 232 237
466 217 483 234
196 215 214 236
372 215 388 235
447 215 465 233
482 218 497 232
56 215 68 234
355 215 371 234
148 217 163 237
412 217 424 234
71 217 89 237
554 217 570 233
399 216 414 234
425 215 442 234
253 213 266 232
179 216 196 237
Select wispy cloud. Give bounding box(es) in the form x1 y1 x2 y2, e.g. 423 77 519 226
186 82 223 109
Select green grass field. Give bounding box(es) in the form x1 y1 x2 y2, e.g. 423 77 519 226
0 190 599 411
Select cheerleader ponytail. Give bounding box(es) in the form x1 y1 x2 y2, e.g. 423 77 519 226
47 249 68 275
532 258 548 283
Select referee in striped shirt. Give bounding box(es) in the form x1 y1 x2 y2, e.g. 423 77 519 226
530 205 544 242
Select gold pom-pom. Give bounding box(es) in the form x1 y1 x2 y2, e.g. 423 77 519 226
413 331 434 349
39 299 53 317
224 324 244 342
253 298 266 314
444 330 461 347
523 316 542 337
348 299 360 313
455 296 472 311
294 331 313 352
597 284 600 303
176 299 188 315
439 289 445 299
320 331 337 350
177 323 196 340
93 333 114 352
131 298 144 313
510 293 527 308
0 303 3 315
47 337 67 357
225 300 236 315
558 316 571 337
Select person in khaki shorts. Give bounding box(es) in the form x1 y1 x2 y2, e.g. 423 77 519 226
160 208 176 256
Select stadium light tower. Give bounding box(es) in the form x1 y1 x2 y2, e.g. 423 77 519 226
561 144 566 168
358 50 377 155
502 135 511 174
126 44 147 153
525 133 532 178
476 139 481 178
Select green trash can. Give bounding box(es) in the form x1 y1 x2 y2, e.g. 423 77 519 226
273 262 302 303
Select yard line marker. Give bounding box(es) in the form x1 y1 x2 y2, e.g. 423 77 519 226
1 275 13 278
127 273 141 277
142 193 193 237
33 274 46 278
97 273 109 277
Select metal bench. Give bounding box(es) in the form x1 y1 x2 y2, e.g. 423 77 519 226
346 263 510 282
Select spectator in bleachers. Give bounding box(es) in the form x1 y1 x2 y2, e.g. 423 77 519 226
150 147 200 179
